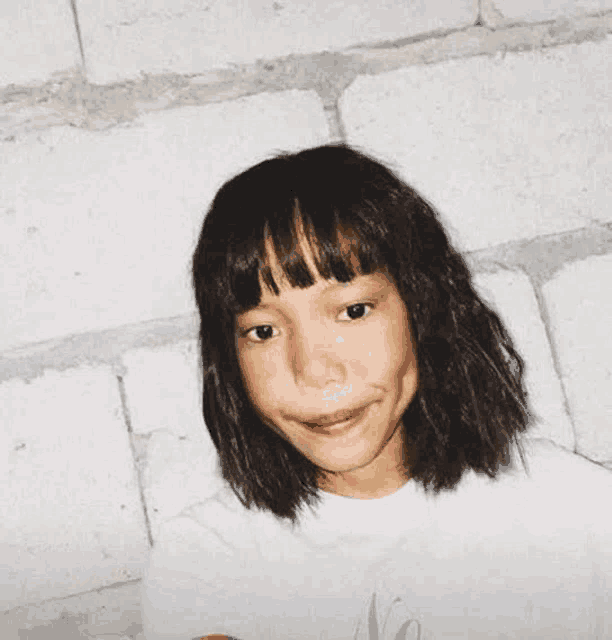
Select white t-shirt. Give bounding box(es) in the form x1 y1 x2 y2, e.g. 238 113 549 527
140 437 612 639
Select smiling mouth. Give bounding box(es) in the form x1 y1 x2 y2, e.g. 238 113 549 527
301 403 372 428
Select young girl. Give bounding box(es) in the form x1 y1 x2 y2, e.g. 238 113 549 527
141 144 612 640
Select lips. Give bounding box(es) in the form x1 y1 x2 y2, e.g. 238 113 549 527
301 403 371 427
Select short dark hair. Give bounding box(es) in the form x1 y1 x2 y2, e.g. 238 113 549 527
191 143 531 527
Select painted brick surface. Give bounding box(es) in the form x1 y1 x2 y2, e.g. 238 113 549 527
121 341 223 535
0 91 329 353
491 0 612 26
542 254 612 463
0 0 81 88
122 340 203 439
0 581 145 640
472 269 574 450
141 428 225 541
0 366 148 610
77 0 476 85
341 37 612 252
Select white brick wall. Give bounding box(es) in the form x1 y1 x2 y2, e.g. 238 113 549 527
1 2 611 637
121 340 224 538
0 366 148 610
76 0 476 85
491 0 612 25
340 37 612 253
1 581 145 640
472 269 575 450
0 92 330 353
0 0 82 87
542 254 612 462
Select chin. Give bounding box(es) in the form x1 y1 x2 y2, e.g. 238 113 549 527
314 450 375 473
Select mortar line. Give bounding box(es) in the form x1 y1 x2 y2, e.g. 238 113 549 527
323 102 347 143
1 13 611 131
3 578 143 613
116 374 155 550
524 272 578 454
335 102 348 143
69 0 87 73
571 451 612 472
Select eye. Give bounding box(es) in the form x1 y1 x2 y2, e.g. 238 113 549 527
338 302 374 322
241 303 375 344
242 325 279 343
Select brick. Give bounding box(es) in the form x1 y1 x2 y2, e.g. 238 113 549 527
472 269 574 450
121 340 203 438
0 366 148 610
542 254 612 462
77 0 476 85
492 0 612 25
341 38 612 252
121 341 224 534
0 0 81 88
0 581 144 640
0 92 329 353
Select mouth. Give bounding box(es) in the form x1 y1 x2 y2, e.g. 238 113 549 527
301 402 373 434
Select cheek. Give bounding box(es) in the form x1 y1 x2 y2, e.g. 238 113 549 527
240 350 279 381
368 319 411 371
239 355 282 412
385 330 417 389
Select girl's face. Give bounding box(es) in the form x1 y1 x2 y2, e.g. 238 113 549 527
234 232 419 499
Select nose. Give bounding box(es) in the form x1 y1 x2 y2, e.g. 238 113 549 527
289 329 347 391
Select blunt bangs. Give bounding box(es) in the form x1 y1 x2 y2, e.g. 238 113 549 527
204 147 401 320
231 207 391 316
